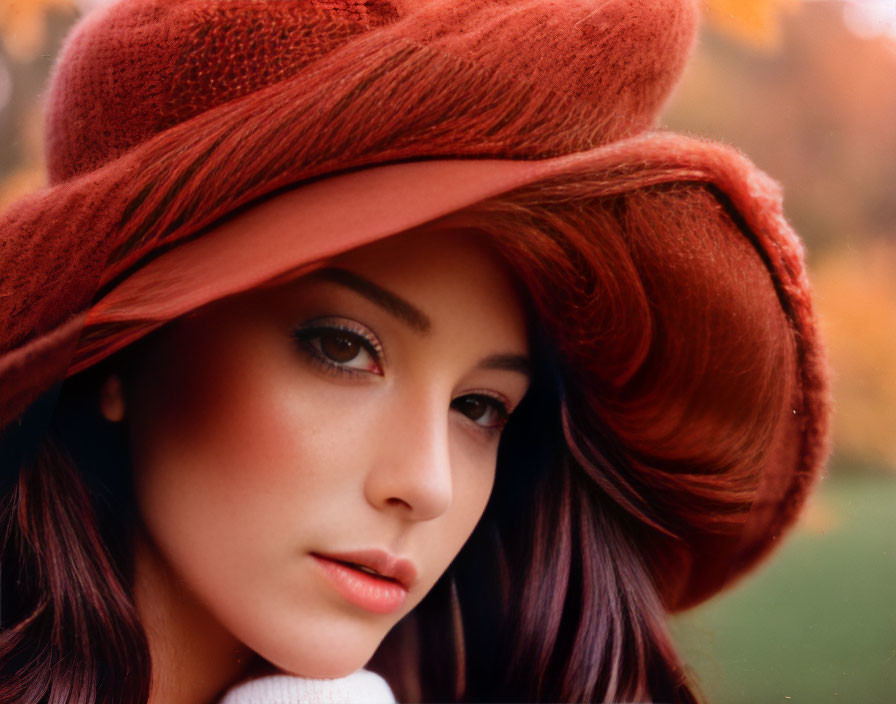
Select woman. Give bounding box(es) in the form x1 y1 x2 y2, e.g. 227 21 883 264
0 0 830 702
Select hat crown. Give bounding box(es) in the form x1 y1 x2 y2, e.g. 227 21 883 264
44 0 699 185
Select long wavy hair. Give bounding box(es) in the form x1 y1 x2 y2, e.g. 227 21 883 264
0 35 795 704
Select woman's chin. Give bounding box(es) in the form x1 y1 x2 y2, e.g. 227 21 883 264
261 661 372 681
247 642 379 681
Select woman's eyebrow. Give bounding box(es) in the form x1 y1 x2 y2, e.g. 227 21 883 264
478 353 531 379
308 267 432 333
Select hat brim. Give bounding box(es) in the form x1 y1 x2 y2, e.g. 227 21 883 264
74 132 796 369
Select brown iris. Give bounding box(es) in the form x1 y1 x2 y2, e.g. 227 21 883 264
453 396 488 421
319 330 362 363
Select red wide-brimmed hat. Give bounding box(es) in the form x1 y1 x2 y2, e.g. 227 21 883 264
0 0 830 611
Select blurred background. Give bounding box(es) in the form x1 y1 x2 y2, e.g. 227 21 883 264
661 2 896 702
665 0 896 704
1 0 894 701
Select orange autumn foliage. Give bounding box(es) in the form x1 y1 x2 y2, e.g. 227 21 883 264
0 0 77 62
701 0 802 50
813 243 896 473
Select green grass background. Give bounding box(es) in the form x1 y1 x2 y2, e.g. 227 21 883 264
671 474 896 704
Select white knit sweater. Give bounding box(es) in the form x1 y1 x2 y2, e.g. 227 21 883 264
216 669 397 704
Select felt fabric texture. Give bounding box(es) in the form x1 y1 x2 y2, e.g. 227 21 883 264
216 669 396 704
44 0 695 184
0 0 831 611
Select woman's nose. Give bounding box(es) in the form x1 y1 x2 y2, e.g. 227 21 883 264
363 398 454 522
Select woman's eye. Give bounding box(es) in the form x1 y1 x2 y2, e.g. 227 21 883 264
292 322 383 376
452 394 510 432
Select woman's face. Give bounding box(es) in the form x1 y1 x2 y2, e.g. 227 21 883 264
118 225 530 678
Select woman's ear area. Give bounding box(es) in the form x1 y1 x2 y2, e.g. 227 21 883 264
99 372 126 422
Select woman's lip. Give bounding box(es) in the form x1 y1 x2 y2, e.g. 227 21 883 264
310 554 410 615
311 549 418 590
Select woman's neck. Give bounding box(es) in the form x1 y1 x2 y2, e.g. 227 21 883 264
133 530 259 704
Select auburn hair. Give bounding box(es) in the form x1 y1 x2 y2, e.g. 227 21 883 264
366 173 794 702
0 37 795 704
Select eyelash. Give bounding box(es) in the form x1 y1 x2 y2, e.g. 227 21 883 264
290 319 513 436
291 318 384 378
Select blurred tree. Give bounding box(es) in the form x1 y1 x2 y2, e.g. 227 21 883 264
0 0 76 62
0 101 43 211
813 242 896 473
701 0 802 50
0 0 78 208
665 1 896 254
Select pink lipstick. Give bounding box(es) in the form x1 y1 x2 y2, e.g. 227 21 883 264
310 549 416 615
